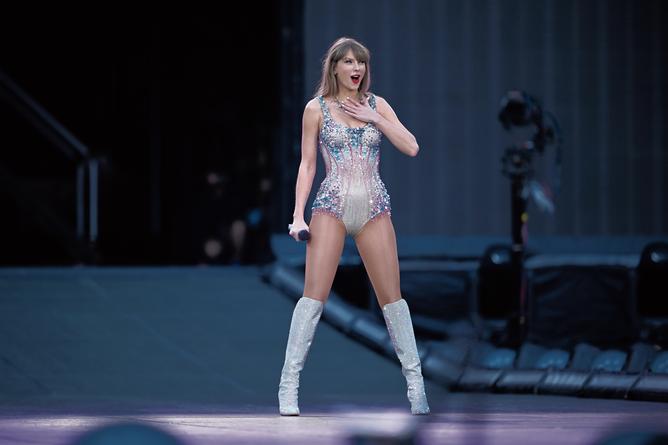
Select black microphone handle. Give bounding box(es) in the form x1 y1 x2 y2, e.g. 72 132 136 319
288 224 311 242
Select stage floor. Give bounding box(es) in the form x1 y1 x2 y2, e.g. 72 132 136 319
1 266 667 444
2 394 667 445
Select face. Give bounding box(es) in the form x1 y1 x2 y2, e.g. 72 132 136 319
334 49 366 92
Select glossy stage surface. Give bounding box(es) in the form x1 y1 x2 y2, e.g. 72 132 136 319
2 395 668 445
1 266 667 444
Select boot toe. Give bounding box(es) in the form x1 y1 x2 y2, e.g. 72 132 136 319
411 405 430 415
279 406 300 416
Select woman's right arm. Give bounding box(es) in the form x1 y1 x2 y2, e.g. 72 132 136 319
290 100 321 229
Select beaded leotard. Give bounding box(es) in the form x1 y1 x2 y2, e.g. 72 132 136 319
311 94 391 237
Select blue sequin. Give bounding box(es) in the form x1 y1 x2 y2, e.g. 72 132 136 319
311 94 391 237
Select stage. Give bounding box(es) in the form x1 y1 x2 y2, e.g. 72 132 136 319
1 394 667 445
2 0 667 442
1 265 667 444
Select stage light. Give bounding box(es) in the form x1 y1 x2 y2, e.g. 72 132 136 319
498 91 540 128
496 91 562 346
498 90 555 153
647 242 668 264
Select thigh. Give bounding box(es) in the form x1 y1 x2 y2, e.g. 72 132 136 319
353 213 401 307
303 212 347 302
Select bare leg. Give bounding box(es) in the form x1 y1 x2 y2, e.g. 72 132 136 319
353 213 401 307
303 213 347 302
354 213 430 415
278 212 346 415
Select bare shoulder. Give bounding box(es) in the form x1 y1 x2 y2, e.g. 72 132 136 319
304 98 322 117
304 97 322 113
303 98 323 127
371 94 398 119
372 94 392 112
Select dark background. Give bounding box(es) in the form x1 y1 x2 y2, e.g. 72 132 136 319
302 0 668 237
0 6 287 265
1 0 667 266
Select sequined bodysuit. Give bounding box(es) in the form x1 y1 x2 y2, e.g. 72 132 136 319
311 94 392 237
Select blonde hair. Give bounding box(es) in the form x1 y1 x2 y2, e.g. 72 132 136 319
315 37 371 100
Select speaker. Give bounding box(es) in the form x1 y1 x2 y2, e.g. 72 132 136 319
456 367 504 392
536 370 589 396
525 256 639 349
381 259 478 339
495 370 546 393
637 241 668 318
477 244 517 319
628 374 668 402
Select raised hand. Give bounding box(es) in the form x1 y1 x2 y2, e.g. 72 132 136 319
340 95 379 124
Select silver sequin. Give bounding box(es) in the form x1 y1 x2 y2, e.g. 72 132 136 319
311 94 392 236
383 299 431 415
278 296 324 416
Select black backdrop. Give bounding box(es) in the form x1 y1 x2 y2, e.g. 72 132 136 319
0 7 284 265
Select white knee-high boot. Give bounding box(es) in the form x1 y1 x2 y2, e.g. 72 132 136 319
278 296 324 416
382 298 430 415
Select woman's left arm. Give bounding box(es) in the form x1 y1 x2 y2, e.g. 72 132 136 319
342 95 419 157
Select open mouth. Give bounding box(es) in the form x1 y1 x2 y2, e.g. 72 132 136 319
351 75 360 85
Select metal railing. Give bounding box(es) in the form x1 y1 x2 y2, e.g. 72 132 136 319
0 68 99 259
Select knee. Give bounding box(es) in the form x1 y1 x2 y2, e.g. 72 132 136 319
372 282 402 307
303 294 328 304
375 293 401 308
303 278 334 304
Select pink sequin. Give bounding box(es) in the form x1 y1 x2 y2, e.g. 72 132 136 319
311 94 392 237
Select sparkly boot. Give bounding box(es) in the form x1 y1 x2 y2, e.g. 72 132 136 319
278 296 324 416
382 298 430 415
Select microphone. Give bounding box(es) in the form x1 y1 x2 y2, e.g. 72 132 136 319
288 224 311 241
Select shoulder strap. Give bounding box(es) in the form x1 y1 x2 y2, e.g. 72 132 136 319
317 95 332 120
368 93 377 111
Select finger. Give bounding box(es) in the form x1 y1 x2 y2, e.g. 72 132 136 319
345 97 359 107
342 100 357 111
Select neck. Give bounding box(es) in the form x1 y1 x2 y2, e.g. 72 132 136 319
336 87 358 101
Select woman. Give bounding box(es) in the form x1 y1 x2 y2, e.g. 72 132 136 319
278 37 430 416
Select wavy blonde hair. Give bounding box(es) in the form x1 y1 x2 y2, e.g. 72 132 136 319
315 37 371 100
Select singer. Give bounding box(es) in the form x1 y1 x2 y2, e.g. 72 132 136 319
279 37 430 416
